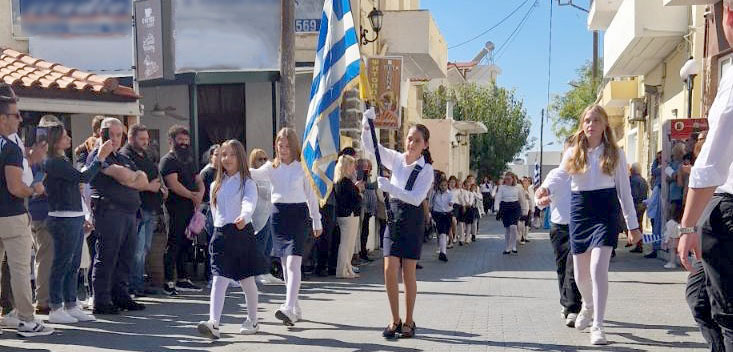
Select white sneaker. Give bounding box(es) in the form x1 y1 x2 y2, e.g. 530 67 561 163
275 307 296 326
293 305 303 322
575 306 593 331
48 308 79 324
66 307 96 322
197 320 220 339
17 319 54 337
664 262 677 269
258 274 284 286
590 326 608 345
240 318 259 335
565 313 578 328
1 309 20 328
84 297 94 311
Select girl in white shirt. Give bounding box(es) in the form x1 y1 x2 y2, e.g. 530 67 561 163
519 178 533 244
470 183 483 243
547 104 641 345
250 128 323 326
197 140 267 339
460 180 475 245
494 172 524 254
431 178 453 262
448 177 461 247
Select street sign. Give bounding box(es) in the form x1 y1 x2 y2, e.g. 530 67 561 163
367 56 403 130
134 0 174 81
296 0 325 33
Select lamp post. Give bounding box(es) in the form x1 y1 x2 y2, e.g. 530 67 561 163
360 7 384 45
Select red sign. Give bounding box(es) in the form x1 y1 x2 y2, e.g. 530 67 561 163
670 118 708 140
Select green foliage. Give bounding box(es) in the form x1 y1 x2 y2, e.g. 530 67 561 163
423 83 532 178
549 61 600 140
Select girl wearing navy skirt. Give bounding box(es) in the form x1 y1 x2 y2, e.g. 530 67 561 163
250 128 322 326
197 140 267 339
431 178 453 262
362 113 434 339
556 104 641 345
460 180 475 245
494 172 523 254
448 177 461 247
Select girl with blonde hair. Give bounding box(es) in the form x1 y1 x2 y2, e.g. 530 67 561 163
333 154 362 278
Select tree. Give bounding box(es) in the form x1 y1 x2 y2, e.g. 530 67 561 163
423 83 532 178
549 61 601 140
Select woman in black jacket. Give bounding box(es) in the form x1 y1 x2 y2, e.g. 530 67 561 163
334 154 362 279
44 125 114 324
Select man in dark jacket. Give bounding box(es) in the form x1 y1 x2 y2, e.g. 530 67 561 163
628 163 649 253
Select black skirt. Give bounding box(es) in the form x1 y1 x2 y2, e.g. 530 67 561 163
499 201 521 228
452 204 461 219
462 206 475 223
271 203 309 257
210 223 269 281
384 199 424 260
569 188 620 254
432 211 452 235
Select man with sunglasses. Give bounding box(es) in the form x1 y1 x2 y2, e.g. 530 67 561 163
0 85 54 337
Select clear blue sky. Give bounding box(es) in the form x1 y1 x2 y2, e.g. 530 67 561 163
421 0 596 153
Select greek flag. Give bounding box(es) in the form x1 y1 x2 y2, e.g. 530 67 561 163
533 162 541 187
301 0 361 203
643 232 663 244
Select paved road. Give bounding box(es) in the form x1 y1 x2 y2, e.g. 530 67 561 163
1 217 707 351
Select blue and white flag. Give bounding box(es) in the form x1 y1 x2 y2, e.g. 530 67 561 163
302 0 361 203
533 162 541 188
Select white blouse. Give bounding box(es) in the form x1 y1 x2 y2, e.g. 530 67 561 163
462 189 474 207
536 167 571 225
432 191 453 213
210 172 258 228
361 118 434 207
250 160 322 231
493 184 521 212
450 188 462 205
561 146 639 230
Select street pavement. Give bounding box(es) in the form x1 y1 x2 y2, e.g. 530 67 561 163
0 217 707 352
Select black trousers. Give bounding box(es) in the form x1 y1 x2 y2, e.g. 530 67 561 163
360 213 372 257
482 192 492 214
164 201 194 282
315 205 337 273
687 260 726 352
549 223 582 314
689 195 733 351
92 207 137 305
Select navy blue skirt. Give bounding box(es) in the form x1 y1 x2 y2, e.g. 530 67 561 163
271 203 309 257
500 201 521 228
569 188 620 254
384 199 424 260
210 223 269 281
432 211 452 235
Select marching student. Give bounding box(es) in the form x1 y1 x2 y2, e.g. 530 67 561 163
470 183 483 243
460 180 474 245
362 109 434 339
494 172 523 254
552 104 640 345
197 140 267 339
448 177 461 248
250 128 322 326
431 178 453 262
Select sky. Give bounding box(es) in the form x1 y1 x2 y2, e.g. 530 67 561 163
421 0 597 153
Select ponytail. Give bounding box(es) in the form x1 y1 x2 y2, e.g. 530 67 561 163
422 148 433 164
413 123 432 164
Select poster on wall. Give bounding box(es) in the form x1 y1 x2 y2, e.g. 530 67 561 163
295 0 325 33
368 56 403 130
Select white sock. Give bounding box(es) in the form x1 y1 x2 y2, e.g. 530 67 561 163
282 255 302 310
590 246 612 328
439 234 447 254
209 276 230 325
573 251 593 311
471 221 478 239
509 225 518 251
504 227 511 251
239 276 258 323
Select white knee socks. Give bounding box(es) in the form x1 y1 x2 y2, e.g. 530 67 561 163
590 246 612 328
209 275 260 325
573 251 593 309
509 225 518 251
439 233 447 254
281 255 302 311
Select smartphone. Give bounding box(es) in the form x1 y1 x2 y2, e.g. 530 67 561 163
101 128 110 142
35 127 49 144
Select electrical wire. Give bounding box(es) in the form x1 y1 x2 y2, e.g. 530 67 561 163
447 0 532 50
494 0 539 61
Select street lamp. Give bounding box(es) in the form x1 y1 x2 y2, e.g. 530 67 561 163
360 7 383 45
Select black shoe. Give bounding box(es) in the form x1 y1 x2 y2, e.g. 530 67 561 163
630 246 643 253
524 238 530 243
416 263 423 270
502 251 510 255
163 282 178 296
175 279 202 292
612 249 617 258
382 320 402 339
458 241 463 246
438 253 448 262
472 235 476 242
511 250 518 254
93 303 120 315
114 299 146 311
400 321 416 338
644 251 658 259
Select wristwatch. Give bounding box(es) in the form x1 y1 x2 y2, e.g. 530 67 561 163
678 225 697 235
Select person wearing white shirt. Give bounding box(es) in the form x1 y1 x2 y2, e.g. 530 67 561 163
459 181 475 245
480 177 493 215
197 140 267 339
470 184 483 243
249 128 322 327
494 173 523 254
431 178 453 262
517 179 532 245
544 104 641 345
362 109 434 339
449 178 462 246
535 154 582 328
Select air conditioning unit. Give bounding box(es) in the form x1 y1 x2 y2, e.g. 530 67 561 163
628 98 646 122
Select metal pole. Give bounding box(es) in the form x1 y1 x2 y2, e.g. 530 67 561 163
592 30 598 92
540 108 544 181
279 0 295 127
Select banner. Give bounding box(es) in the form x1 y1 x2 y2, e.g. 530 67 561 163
367 56 403 129
669 118 708 140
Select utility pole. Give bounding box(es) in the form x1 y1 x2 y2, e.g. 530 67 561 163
592 30 599 92
540 108 544 180
280 0 295 128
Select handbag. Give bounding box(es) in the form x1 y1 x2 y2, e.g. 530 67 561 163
185 206 206 240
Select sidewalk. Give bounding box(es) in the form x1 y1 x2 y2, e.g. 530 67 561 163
1 217 706 351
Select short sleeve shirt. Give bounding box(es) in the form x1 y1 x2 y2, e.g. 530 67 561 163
159 152 198 206
120 144 162 213
0 136 27 217
88 149 142 213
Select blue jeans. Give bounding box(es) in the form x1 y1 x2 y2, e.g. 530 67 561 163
254 218 273 267
130 210 157 292
48 216 85 309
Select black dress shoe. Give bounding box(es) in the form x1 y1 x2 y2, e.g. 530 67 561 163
382 320 402 339
416 263 423 270
502 251 510 255
114 299 146 311
644 251 658 259
438 253 448 262
93 303 120 315
400 321 416 338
